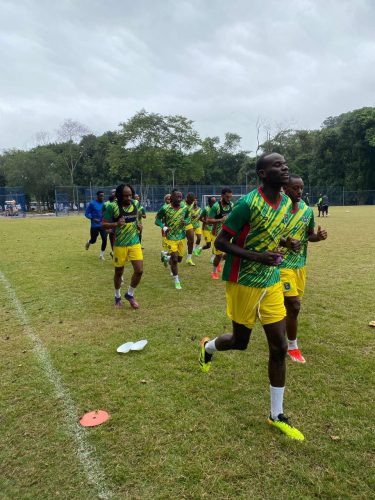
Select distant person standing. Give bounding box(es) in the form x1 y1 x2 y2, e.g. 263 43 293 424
316 194 323 217
303 193 310 206
85 190 108 260
103 189 116 256
321 194 329 217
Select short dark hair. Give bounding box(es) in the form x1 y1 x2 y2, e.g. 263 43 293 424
255 153 273 174
221 187 232 195
171 188 180 195
96 190 104 196
289 173 302 183
208 196 216 206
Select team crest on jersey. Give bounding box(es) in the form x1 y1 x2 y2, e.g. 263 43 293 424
283 282 291 291
302 216 309 223
283 214 289 223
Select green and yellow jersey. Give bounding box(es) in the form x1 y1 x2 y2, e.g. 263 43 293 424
222 188 292 288
155 204 191 241
103 201 140 247
209 200 234 236
201 206 213 232
191 206 202 229
137 204 146 224
280 200 314 269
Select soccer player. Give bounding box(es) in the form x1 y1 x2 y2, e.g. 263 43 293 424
184 192 196 266
199 153 305 441
200 196 216 253
206 188 234 279
160 194 171 263
102 184 143 309
155 189 191 289
85 190 108 260
281 174 328 363
134 194 147 247
191 200 203 256
316 194 323 217
103 189 116 256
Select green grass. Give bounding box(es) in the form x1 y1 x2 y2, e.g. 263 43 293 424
1 206 374 499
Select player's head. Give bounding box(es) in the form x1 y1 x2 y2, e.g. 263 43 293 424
109 189 116 202
208 196 216 207
164 194 171 204
221 188 233 205
186 192 195 205
284 174 304 203
256 153 289 187
134 194 140 201
170 189 182 207
96 190 104 202
116 183 135 207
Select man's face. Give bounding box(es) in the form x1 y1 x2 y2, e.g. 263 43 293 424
135 194 140 201
122 187 133 206
171 191 182 207
209 197 216 207
186 194 195 205
285 179 304 203
222 192 233 205
109 189 116 202
97 192 104 202
259 154 289 186
165 195 171 204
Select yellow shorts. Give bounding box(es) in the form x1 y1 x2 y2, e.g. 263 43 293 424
162 235 169 252
212 235 223 256
226 281 286 329
194 227 202 236
185 223 193 231
203 229 213 243
280 267 306 298
166 239 185 257
113 244 143 267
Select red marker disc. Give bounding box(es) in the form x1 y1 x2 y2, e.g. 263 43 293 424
80 410 110 427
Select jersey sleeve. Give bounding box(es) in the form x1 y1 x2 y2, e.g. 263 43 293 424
222 199 251 236
103 203 114 222
184 207 191 225
208 202 219 218
85 202 93 220
155 206 166 228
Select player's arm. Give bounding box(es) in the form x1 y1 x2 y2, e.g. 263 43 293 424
101 205 123 230
206 203 223 224
199 208 207 223
85 202 93 220
215 200 282 266
183 208 191 226
155 207 166 229
279 236 301 252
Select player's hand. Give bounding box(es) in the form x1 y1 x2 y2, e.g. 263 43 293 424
286 236 301 252
162 226 169 236
317 225 327 241
257 251 283 266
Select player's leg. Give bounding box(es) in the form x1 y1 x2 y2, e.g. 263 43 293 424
193 229 202 256
99 229 108 260
114 265 124 307
170 251 182 289
285 296 305 363
185 227 195 266
211 254 222 279
202 230 212 250
200 321 251 372
124 259 143 309
261 284 304 440
86 227 99 250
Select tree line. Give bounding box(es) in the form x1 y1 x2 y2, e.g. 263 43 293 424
1 107 374 206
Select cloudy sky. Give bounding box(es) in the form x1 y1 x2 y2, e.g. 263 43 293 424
1 0 374 152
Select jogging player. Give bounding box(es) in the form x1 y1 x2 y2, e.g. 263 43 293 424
85 190 108 260
155 189 191 289
103 189 116 256
206 188 234 279
102 184 143 309
200 196 216 254
191 200 203 256
199 153 305 441
281 174 328 363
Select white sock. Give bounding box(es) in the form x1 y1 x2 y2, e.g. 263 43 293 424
161 250 168 256
213 266 218 273
205 338 217 354
288 339 298 350
173 275 179 283
270 386 285 419
100 250 105 257
127 286 135 296
210 254 215 263
166 256 171 263
187 254 192 260
115 289 121 299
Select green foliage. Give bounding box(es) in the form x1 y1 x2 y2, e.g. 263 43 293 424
1 107 375 202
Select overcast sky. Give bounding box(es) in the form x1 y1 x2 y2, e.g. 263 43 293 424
1 0 374 152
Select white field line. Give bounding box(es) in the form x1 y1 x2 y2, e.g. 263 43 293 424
0 271 113 499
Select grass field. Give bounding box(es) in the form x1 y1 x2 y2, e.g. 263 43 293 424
1 206 374 499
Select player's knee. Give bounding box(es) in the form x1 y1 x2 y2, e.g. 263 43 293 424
232 336 250 350
287 299 300 316
269 341 287 361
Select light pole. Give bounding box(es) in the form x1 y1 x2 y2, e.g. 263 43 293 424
169 168 176 188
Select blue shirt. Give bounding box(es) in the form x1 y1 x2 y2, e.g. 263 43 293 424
85 200 104 228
